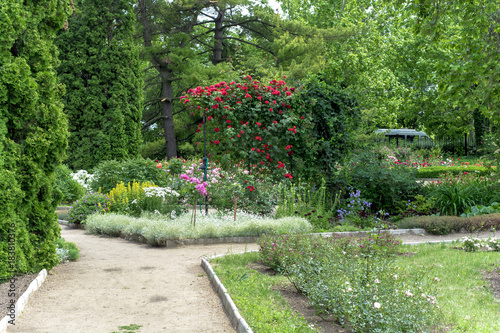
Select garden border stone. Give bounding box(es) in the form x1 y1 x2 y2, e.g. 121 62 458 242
202 253 254 333
0 269 47 333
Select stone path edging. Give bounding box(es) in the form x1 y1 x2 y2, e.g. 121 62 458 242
202 254 255 333
0 269 47 333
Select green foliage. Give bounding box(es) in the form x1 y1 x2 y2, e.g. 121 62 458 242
55 164 85 203
428 175 500 216
56 0 143 170
90 157 167 193
85 212 311 245
258 233 439 332
140 139 166 161
275 179 339 230
416 165 490 178
342 151 421 212
55 238 80 262
67 193 110 224
398 213 500 234
0 0 70 279
459 236 500 252
294 75 360 180
461 202 500 217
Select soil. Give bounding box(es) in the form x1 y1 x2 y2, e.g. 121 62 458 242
2 227 499 333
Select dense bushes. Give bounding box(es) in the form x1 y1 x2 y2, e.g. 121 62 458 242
0 1 71 280
55 164 85 204
415 165 491 178
344 151 421 212
90 157 168 193
67 193 110 224
398 213 500 234
258 233 439 332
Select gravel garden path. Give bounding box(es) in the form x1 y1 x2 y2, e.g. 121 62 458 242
9 225 259 333
8 225 499 333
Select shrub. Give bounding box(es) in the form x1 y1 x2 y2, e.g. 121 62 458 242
0 2 71 279
55 164 85 203
398 213 500 234
67 193 110 224
427 173 500 215
55 238 80 262
416 165 490 178
341 151 421 213
258 233 439 332
275 179 339 230
85 212 311 245
90 157 168 193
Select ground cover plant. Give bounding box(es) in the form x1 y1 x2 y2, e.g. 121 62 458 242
85 212 311 245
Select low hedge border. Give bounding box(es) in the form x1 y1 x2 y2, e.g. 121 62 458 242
398 213 500 235
415 165 492 179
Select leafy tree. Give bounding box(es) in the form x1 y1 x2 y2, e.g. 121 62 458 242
56 0 143 170
0 0 71 279
399 0 500 128
137 0 352 160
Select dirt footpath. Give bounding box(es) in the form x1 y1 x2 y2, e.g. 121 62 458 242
8 225 499 333
10 225 259 333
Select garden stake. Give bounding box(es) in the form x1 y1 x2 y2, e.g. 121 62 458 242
234 196 238 221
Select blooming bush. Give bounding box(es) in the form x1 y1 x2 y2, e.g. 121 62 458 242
258 233 440 332
67 192 110 224
181 76 305 181
460 236 500 252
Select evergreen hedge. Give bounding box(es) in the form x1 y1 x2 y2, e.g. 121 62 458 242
0 1 71 280
56 0 143 170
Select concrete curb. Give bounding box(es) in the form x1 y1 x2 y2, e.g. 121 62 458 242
0 269 48 333
201 256 254 333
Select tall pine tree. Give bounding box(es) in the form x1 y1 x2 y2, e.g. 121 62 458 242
57 0 143 170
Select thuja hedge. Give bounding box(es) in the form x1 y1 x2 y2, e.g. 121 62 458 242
398 213 500 235
0 1 71 280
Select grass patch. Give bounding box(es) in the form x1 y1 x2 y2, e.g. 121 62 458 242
211 252 315 332
397 242 500 333
85 212 311 245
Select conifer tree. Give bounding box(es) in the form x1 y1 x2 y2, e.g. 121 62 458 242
0 0 71 279
57 0 143 170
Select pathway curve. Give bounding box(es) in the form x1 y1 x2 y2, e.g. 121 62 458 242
10 225 259 333
9 225 499 333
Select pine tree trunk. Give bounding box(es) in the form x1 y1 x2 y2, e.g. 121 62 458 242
161 69 178 159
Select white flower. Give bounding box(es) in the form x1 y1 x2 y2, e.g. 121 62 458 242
374 302 381 309
374 279 380 284
405 290 413 297
434 277 440 282
393 274 398 280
